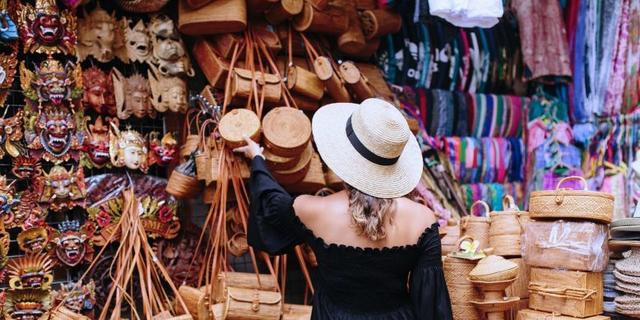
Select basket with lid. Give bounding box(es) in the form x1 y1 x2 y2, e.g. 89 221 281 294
489 195 526 257
262 107 312 158
529 176 613 224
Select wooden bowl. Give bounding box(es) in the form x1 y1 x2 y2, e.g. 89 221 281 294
218 108 261 148
272 143 313 185
262 107 311 157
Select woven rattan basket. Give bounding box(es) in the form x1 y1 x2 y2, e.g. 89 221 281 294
218 108 261 149
489 195 525 256
461 201 491 250
529 176 613 224
443 256 483 320
469 255 519 282
262 107 312 157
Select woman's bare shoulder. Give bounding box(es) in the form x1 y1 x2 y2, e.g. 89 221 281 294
396 198 438 231
293 191 348 224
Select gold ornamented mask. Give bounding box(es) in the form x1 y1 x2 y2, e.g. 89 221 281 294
0 109 24 159
149 14 194 77
36 165 86 212
24 105 84 164
77 3 127 63
148 131 177 167
54 280 96 316
0 46 18 105
148 65 187 113
51 220 93 267
17 0 77 55
19 57 83 109
17 225 50 255
11 156 43 180
8 188 45 230
125 19 151 63
108 123 148 172
112 68 155 119
3 288 51 320
7 253 54 290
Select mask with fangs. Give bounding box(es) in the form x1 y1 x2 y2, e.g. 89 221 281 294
20 57 83 109
36 165 86 212
17 0 77 55
51 220 94 267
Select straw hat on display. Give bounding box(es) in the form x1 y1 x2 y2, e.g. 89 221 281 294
312 98 422 199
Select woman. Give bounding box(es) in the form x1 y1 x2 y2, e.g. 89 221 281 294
235 98 453 319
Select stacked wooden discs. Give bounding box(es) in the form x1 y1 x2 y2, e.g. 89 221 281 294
262 107 313 185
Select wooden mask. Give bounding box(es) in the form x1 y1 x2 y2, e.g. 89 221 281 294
125 19 152 63
51 220 94 267
112 68 155 119
148 131 177 166
24 105 84 164
36 165 87 212
0 47 18 105
149 14 194 77
17 0 77 55
81 116 112 169
108 122 149 172
82 66 116 115
0 109 24 159
148 64 187 113
77 3 127 63
19 57 83 109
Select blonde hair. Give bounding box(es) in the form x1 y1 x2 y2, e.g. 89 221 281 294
346 185 395 241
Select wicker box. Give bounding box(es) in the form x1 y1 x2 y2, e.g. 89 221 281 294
505 258 530 299
522 220 608 272
528 267 604 318
517 309 610 320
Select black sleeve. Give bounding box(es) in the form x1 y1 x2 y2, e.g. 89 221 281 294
247 156 306 255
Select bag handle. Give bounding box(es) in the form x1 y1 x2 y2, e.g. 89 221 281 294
528 282 597 301
470 200 490 217
501 195 520 212
555 176 589 191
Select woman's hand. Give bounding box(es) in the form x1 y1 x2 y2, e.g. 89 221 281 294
233 135 265 160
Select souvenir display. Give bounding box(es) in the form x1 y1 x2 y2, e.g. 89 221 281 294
35 165 87 211
108 123 149 172
111 68 155 119
148 65 188 113
148 14 195 77
0 47 19 105
151 230 203 287
81 116 112 169
53 280 96 318
148 131 177 167
17 224 50 255
17 0 76 55
11 156 42 180
50 220 94 267
24 105 85 164
124 19 152 63
82 66 116 115
19 57 83 109
0 109 23 158
77 3 127 63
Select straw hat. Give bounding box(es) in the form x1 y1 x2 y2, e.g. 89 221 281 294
312 98 422 199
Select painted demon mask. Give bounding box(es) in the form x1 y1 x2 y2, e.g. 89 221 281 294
25 105 84 164
112 69 154 119
55 281 96 315
125 19 151 63
20 57 82 108
17 225 49 254
12 156 43 180
148 131 177 166
52 220 93 267
0 109 24 159
109 123 148 172
8 189 45 230
82 66 116 115
77 3 126 63
148 65 187 113
0 175 19 221
82 116 112 169
149 15 194 77
7 253 54 290
0 47 18 105
3 288 51 320
17 0 76 55
37 165 86 212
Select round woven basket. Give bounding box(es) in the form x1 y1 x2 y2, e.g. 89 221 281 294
468 255 519 282
228 232 249 257
219 108 261 149
180 135 200 159
451 304 482 320
264 148 300 171
529 176 613 223
272 143 313 185
489 234 522 257
262 107 312 157
167 170 202 199
461 201 491 250
489 195 524 256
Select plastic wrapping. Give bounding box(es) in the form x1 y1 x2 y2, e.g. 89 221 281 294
522 220 609 272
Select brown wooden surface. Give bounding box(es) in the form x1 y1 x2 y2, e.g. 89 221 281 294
178 0 247 35
314 57 350 103
516 309 610 320
287 66 324 100
265 0 304 24
360 9 402 39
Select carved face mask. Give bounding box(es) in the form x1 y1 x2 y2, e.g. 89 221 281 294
4 287 52 320
55 281 96 315
112 69 154 119
149 15 194 77
52 220 93 267
83 116 111 168
148 131 177 166
17 0 76 55
109 123 148 172
77 3 126 63
20 57 82 108
83 66 116 115
9 189 45 230
148 65 187 113
37 165 86 211
125 19 151 63
0 109 24 159
7 253 54 290
12 156 42 180
17 226 49 254
26 105 83 164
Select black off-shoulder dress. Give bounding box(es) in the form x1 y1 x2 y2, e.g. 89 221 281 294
247 157 453 320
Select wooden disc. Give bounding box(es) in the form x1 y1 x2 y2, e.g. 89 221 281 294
272 143 313 184
282 0 304 15
292 2 313 31
313 56 334 81
262 107 311 157
339 62 362 84
218 108 261 148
